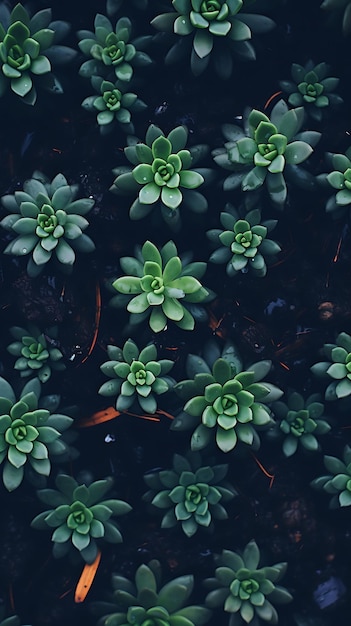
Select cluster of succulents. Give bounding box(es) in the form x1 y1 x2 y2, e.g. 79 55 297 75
110 123 212 229
269 391 331 457
151 0 275 78
204 539 293 624
311 331 351 401
213 99 321 207
207 204 281 278
0 171 95 276
172 340 282 453
143 451 237 537
310 445 351 508
110 239 214 333
7 324 65 383
280 60 343 122
92 559 212 626
0 2 76 104
4 0 351 622
98 338 175 414
31 473 132 563
0 377 73 491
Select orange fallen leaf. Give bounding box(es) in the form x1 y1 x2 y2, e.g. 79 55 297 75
74 549 101 603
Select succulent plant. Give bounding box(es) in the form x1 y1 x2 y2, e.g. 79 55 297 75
0 2 76 105
270 391 331 457
310 444 351 507
92 558 212 626
213 99 321 207
172 340 282 453
151 0 275 79
311 331 351 401
110 123 212 230
77 14 152 83
321 0 351 35
0 171 96 277
0 377 73 491
81 76 147 135
317 147 351 217
7 324 65 384
280 60 343 122
110 240 214 333
31 473 132 563
143 451 237 537
98 338 175 414
204 539 293 625
207 203 281 278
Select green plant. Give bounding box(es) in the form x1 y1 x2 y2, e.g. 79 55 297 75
317 147 351 217
7 324 65 383
92 558 212 626
0 2 76 105
98 338 175 414
204 539 293 624
151 0 275 79
81 76 147 135
31 473 132 563
213 99 321 207
321 0 351 35
143 451 237 537
310 444 351 507
172 340 282 453
0 170 96 277
0 377 73 491
77 14 152 83
110 123 212 230
270 391 331 457
310 331 351 401
207 203 281 278
110 240 214 333
280 60 343 122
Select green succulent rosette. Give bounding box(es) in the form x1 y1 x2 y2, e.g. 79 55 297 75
213 99 321 207
7 324 65 384
207 203 281 277
270 391 331 457
98 338 175 414
31 473 132 563
0 377 73 491
77 14 152 83
143 451 237 537
311 331 351 401
311 444 351 508
204 539 293 625
173 341 282 453
0 2 76 104
110 239 214 333
321 0 351 35
110 123 212 230
82 76 147 135
317 146 351 217
151 0 275 79
280 60 343 122
91 559 212 626
0 171 96 277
